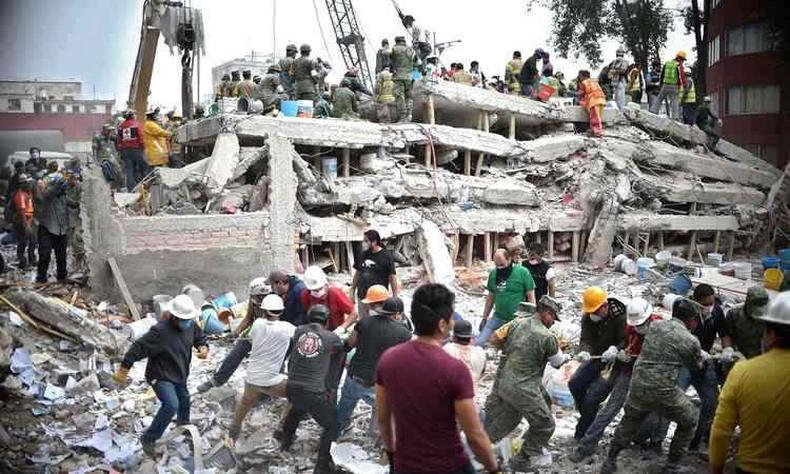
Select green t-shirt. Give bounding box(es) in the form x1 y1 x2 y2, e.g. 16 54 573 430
487 265 535 322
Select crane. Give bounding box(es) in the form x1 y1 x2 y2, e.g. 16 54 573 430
323 0 374 91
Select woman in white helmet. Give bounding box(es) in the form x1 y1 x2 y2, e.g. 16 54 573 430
228 293 295 441
571 297 663 461
197 277 272 393
300 265 358 335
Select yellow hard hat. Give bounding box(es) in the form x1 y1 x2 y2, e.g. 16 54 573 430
361 284 389 304
582 286 608 313
676 50 688 60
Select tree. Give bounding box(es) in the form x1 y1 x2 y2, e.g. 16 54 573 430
681 0 709 98
528 0 674 71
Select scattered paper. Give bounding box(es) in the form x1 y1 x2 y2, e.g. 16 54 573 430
42 383 66 401
8 311 23 326
31 353 52 365
76 428 113 454
330 442 388 474
10 348 32 374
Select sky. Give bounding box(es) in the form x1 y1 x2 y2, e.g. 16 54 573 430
1 0 694 114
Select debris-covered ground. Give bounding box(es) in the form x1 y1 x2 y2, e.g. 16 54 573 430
1 247 755 473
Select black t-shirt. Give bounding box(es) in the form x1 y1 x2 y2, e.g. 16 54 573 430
349 314 412 382
354 248 396 297
523 259 551 300
693 303 729 352
287 323 345 393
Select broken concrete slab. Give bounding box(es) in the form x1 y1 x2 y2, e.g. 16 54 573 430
524 134 588 163
416 220 456 290
304 208 422 242
648 174 766 205
481 180 540 206
203 132 241 198
619 213 738 231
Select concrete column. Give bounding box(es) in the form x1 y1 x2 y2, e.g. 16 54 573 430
464 150 472 176
572 231 580 263
465 234 475 268
426 94 436 125
342 148 351 177
713 231 721 254
484 232 492 263
547 230 554 259
268 136 299 272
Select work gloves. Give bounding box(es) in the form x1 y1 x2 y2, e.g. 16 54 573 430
548 351 571 369
334 326 351 342
601 345 619 363
700 350 712 362
197 346 209 360
576 351 591 362
720 347 735 363
112 366 129 385
615 349 631 363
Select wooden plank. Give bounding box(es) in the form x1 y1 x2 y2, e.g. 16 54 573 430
331 243 340 272
345 241 355 273
451 232 460 264
107 257 142 321
426 94 436 125
643 233 650 255
572 231 580 263
465 234 475 268
509 114 516 140
425 143 432 168
658 231 665 251
484 232 492 263
464 150 471 176
713 231 721 254
475 152 484 177
547 230 555 259
342 148 350 177
688 231 698 261
727 231 735 261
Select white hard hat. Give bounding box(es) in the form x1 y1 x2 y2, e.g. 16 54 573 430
168 294 199 320
261 294 285 312
626 297 653 326
758 291 790 325
303 265 328 291
248 277 271 297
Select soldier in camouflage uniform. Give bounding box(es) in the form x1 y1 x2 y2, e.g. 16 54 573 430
484 296 569 471
390 36 417 122
258 64 288 113
279 44 298 100
331 78 358 119
291 44 319 102
64 158 85 273
725 286 770 359
601 298 703 473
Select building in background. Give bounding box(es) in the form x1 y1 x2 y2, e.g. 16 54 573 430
705 0 789 168
0 79 114 160
211 52 278 97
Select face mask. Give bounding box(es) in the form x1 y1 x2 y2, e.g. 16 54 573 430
362 241 370 251
177 319 193 331
31 152 40 159
702 305 714 318
528 259 540 265
310 288 327 299
590 314 603 323
496 263 510 270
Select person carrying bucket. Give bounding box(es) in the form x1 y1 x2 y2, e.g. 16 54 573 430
577 70 607 137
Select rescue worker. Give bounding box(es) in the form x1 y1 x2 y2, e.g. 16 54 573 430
292 44 319 102
316 58 332 94
484 295 569 470
505 51 523 94
314 91 333 119
570 298 662 461
478 249 536 346
401 14 431 65
626 63 644 104
237 70 256 100
279 44 298 99
608 47 629 109
541 52 554 78
646 60 662 112
229 71 241 97
470 61 486 88
601 298 703 473
96 124 123 189
577 70 607 137
228 294 295 441
36 163 72 283
519 49 543 98
331 78 359 119
113 295 208 456
260 64 288 112
269 269 308 326
452 63 474 86
724 286 770 359
279 305 345 473
64 158 85 272
166 114 184 167
709 291 790 474
424 56 442 81
336 295 411 437
375 39 391 74
444 319 487 390
390 36 417 122
568 286 626 440
12 174 36 269
300 265 357 333
196 278 271 392
680 76 697 125
350 229 399 318
26 147 45 176
343 67 372 97
116 109 149 190
522 242 556 300
598 65 613 100
215 74 232 101
695 96 723 151
374 69 396 123
143 108 171 168
650 50 687 120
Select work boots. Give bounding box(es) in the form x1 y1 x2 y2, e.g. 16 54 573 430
141 438 157 457
600 457 618 474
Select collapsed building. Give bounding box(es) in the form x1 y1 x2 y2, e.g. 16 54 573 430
80 79 787 302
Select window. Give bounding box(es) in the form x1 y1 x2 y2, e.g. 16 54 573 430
62 95 74 101
72 105 80 113
711 0 721 9
708 35 721 66
105 104 112 114
726 85 780 115
709 91 720 116
8 98 21 111
86 104 96 113
727 23 773 55
57 104 66 113
43 103 52 113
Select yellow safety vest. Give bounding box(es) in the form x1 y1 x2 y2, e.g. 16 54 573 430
682 80 696 104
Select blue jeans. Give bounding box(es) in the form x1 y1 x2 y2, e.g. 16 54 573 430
143 380 190 443
336 376 377 436
121 148 151 190
476 317 506 347
568 360 615 439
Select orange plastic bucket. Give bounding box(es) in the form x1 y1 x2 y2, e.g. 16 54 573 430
538 82 556 102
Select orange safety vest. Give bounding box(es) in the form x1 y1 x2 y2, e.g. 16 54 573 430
579 79 606 109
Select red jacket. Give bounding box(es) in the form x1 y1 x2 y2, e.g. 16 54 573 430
117 118 145 149
13 189 34 225
300 286 355 330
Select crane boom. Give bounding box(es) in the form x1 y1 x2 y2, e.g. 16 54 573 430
128 0 165 120
323 0 373 90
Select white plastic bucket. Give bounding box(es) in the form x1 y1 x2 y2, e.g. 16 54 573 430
220 98 237 113
707 253 723 267
322 157 338 180
297 100 314 118
152 294 172 318
668 257 686 273
662 293 681 310
637 257 655 280
655 250 671 269
732 261 752 280
126 317 158 341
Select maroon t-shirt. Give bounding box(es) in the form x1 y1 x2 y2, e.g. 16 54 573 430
376 340 474 473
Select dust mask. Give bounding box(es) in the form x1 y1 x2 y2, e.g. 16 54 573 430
310 288 327 299
590 314 603 323
496 263 510 270
702 305 714 319
528 259 540 265
177 319 193 331
362 241 370 251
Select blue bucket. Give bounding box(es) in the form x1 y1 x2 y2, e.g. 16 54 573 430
212 292 237 310
780 248 790 263
200 307 227 335
670 274 692 295
762 256 781 269
281 100 299 117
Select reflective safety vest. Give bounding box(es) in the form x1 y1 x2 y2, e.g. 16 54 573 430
682 79 696 104
663 60 680 85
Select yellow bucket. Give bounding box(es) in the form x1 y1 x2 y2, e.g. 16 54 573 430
764 268 784 291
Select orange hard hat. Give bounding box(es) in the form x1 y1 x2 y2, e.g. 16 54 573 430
676 50 688 60
582 286 608 313
362 284 389 304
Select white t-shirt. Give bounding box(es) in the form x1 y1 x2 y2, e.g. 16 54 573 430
246 318 295 388
444 342 487 387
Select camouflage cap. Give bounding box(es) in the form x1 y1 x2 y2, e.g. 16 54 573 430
746 286 769 305
538 295 562 319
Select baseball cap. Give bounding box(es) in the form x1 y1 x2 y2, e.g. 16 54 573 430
380 296 404 315
453 319 473 339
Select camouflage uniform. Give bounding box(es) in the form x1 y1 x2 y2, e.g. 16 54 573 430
65 164 85 272
258 71 288 111
292 56 318 101
484 316 557 461
331 85 358 119
604 318 701 469
390 39 416 122
725 287 769 359
279 53 297 99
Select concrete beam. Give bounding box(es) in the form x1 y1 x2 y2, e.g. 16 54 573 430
268 135 300 272
525 134 589 163
659 177 765 205
305 209 422 242
619 214 738 232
